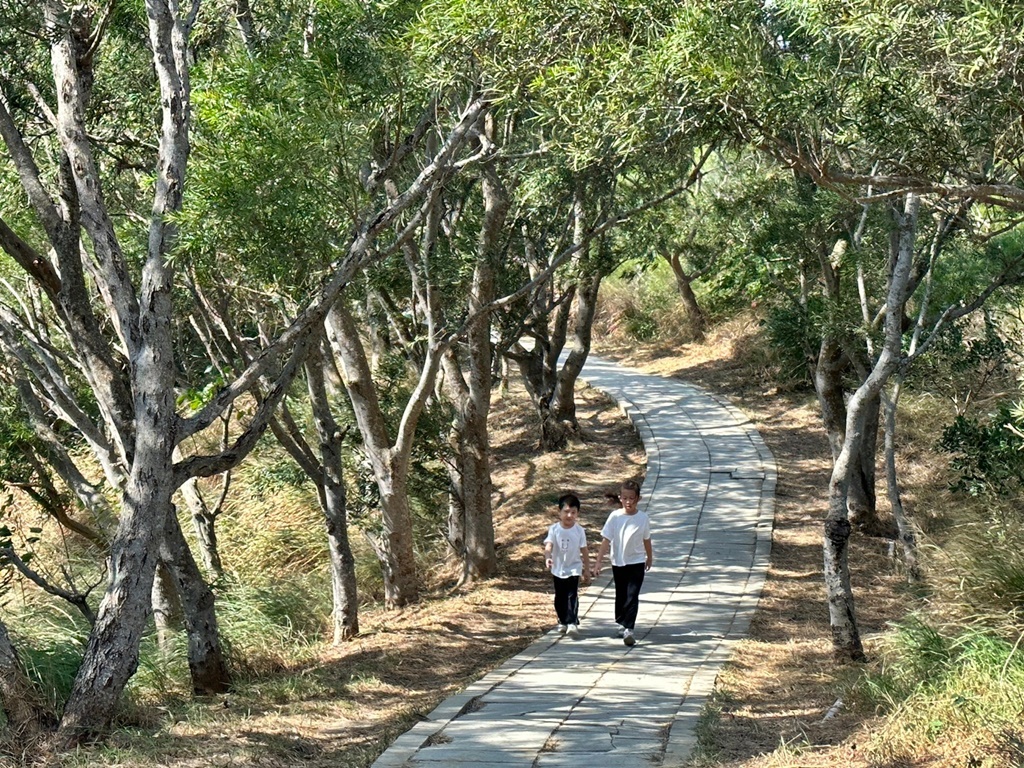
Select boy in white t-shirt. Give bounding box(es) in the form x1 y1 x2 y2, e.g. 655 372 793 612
544 493 590 637
592 479 653 646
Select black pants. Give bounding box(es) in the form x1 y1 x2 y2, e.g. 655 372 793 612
552 575 580 626
612 562 646 630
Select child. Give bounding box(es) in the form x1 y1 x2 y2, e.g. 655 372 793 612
592 479 653 646
544 493 590 637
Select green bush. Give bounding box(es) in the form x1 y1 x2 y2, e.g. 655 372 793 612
938 403 1024 501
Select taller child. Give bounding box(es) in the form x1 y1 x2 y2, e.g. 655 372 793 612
593 479 653 646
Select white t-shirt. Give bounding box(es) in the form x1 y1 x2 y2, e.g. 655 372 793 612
544 522 588 578
601 509 651 567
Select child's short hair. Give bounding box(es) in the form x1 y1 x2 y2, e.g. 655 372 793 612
606 479 642 506
557 492 581 510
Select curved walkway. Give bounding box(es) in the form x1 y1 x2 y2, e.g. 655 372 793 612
372 356 776 768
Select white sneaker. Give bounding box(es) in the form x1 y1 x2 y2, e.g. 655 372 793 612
623 629 636 646
556 624 568 635
566 624 580 638
615 625 625 638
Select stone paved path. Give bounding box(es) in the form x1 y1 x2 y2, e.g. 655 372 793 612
372 356 776 767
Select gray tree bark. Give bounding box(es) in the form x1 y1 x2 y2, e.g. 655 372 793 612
664 250 707 341
327 301 437 606
158 513 231 694
442 144 507 583
179 475 227 579
304 343 359 642
57 0 191 741
823 193 919 662
150 564 182 654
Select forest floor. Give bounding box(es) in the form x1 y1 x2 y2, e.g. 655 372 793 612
44 316 919 768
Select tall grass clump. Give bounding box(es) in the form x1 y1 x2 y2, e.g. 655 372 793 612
7 603 89 716
859 619 1024 766
857 520 1024 766
214 577 324 674
7 600 193 725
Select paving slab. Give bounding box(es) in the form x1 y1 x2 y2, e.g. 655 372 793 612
370 355 775 768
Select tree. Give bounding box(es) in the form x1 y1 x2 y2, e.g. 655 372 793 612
1 0 489 742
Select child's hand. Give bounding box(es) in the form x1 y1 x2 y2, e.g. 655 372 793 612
545 557 553 570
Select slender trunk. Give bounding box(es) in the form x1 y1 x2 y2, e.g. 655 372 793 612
453 152 505 581
326 302 420 606
548 270 602 447
460 398 495 581
814 336 846 461
323 480 360 642
443 349 496 584
305 346 359 641
823 193 920 662
883 387 921 581
150 563 181 654
180 477 224 578
848 393 888 535
445 423 466 562
159 513 231 694
823 480 863 661
667 253 706 341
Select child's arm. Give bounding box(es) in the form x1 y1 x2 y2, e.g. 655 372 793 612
592 538 610 575
644 537 653 571
544 540 553 571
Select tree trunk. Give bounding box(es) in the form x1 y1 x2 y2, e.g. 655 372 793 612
0 620 49 736
305 346 359 642
150 563 181 655
57 0 192 735
883 387 921 581
822 193 920 662
326 302 420 606
547 270 602 448
823 494 863 661
179 476 225 578
443 345 497 584
445 428 466 562
58 473 175 743
443 151 506 582
377 479 419 606
159 513 231 695
667 252 706 341
848 392 888 535
814 336 846 462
